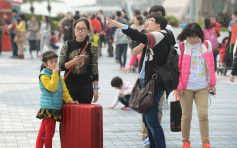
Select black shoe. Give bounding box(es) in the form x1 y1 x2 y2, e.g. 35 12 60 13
9 55 16 58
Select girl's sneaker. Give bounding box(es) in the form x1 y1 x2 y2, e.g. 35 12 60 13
30 55 33 59
183 142 190 148
121 107 125 110
37 54 42 58
124 107 130 111
203 144 211 148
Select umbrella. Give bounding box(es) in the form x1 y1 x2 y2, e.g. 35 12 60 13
198 0 213 18
223 0 233 15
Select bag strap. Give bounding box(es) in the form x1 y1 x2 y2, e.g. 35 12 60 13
64 42 89 80
204 40 208 49
147 33 154 48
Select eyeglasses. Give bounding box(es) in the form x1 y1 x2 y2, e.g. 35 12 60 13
148 19 155 23
74 27 88 32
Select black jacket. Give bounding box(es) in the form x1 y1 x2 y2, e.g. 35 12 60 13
231 51 237 75
122 28 173 90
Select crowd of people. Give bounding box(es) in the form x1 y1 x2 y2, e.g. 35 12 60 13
0 4 237 148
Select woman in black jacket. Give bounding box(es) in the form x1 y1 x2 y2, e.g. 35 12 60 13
230 40 237 82
59 18 99 104
107 13 172 148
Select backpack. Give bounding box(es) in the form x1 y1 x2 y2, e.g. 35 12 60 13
147 32 180 92
204 27 218 49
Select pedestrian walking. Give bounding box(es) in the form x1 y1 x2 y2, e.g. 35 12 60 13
14 14 26 59
230 38 237 82
40 16 51 54
175 23 216 148
113 27 130 69
0 17 4 55
62 12 73 42
27 15 39 58
35 51 78 148
5 9 19 58
204 18 219 71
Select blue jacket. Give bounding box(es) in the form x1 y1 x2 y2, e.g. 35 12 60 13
39 68 63 110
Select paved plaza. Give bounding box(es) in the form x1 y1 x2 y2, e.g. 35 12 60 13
0 31 237 148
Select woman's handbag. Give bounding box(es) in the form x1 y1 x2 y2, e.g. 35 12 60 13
129 76 156 114
170 90 182 132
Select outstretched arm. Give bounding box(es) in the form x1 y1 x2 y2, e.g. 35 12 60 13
107 17 148 45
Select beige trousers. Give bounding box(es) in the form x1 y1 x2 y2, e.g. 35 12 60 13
17 41 24 55
141 92 164 140
179 87 209 146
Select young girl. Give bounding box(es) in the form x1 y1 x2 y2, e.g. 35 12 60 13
36 51 78 148
175 23 216 148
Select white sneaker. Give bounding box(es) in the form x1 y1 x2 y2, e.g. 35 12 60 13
143 137 150 147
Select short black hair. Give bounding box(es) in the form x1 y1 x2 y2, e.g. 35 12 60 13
19 14 26 21
12 9 17 13
148 13 167 30
234 11 237 16
116 11 121 17
51 31 55 35
204 18 212 29
93 30 97 34
134 10 141 16
177 22 204 43
149 5 166 16
111 76 123 88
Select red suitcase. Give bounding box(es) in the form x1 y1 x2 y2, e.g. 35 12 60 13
61 104 103 148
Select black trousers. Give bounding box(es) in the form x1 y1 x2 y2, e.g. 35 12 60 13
67 84 94 104
29 40 38 54
118 95 130 107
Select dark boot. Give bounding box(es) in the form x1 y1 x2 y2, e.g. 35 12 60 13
16 55 24 59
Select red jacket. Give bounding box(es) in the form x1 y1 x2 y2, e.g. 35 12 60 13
50 35 58 44
210 22 221 33
90 19 102 33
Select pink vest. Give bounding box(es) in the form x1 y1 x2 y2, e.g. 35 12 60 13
175 40 216 90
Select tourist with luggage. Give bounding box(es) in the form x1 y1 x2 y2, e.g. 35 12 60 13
109 76 133 111
175 23 216 148
59 18 99 104
36 51 78 148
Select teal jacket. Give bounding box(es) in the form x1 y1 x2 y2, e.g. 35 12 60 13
39 68 63 110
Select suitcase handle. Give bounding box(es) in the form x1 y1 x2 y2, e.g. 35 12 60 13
95 104 103 147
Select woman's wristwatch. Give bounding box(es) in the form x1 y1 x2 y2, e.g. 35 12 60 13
94 86 99 89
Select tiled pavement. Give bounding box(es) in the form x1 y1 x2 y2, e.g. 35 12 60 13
0 35 237 148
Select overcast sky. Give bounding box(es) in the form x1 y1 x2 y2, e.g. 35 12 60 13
21 0 96 16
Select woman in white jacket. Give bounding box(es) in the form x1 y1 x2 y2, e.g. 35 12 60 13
40 15 51 54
